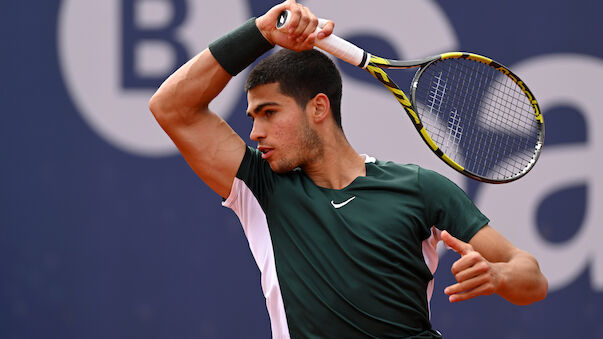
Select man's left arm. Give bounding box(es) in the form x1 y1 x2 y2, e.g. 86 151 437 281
441 225 548 305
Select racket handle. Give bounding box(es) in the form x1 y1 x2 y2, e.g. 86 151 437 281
276 10 370 68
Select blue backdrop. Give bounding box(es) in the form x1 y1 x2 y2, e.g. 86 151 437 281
2 0 602 338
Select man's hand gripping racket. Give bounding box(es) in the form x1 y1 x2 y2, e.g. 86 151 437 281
277 10 545 184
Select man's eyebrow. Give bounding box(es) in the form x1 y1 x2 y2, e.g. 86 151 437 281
246 102 280 116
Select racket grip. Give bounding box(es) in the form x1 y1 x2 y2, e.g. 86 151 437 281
276 10 370 68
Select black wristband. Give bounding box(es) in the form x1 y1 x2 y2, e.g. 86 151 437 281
209 18 274 76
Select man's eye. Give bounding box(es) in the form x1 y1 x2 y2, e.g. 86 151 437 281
265 110 275 116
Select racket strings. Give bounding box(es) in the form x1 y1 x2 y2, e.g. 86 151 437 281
454 66 536 178
413 58 541 181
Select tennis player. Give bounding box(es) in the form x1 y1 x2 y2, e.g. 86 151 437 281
149 1 548 337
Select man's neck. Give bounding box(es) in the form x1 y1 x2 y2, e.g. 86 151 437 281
301 135 366 190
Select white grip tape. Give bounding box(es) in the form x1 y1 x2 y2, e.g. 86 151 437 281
278 11 369 68
315 32 368 68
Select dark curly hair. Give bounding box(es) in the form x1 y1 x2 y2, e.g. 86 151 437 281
245 49 343 129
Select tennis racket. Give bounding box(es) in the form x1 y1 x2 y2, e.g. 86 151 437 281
277 10 544 184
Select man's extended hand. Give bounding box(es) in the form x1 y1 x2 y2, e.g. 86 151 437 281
255 0 334 51
441 230 502 303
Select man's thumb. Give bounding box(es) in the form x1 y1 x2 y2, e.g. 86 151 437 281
441 230 471 255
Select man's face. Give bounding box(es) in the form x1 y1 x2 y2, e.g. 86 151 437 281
246 83 322 173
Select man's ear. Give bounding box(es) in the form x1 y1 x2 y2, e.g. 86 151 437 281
309 93 331 123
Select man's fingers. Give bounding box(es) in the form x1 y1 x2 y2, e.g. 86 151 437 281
260 0 325 51
451 255 489 278
288 4 310 37
256 0 296 45
445 272 490 295
317 20 334 39
296 7 318 42
263 0 331 48
283 3 302 33
444 253 499 303
445 281 495 303
441 230 472 255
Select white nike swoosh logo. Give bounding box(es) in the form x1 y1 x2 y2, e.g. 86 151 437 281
331 196 356 209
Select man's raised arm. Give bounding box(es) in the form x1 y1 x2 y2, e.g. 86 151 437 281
149 46 246 199
148 0 332 198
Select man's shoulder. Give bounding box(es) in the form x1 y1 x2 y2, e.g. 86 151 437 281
370 157 424 176
368 157 457 191
375 158 449 179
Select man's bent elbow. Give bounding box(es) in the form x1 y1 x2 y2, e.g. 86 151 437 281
148 90 178 127
148 92 166 120
533 274 549 303
509 273 549 306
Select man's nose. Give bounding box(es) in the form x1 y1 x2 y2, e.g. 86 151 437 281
249 121 265 141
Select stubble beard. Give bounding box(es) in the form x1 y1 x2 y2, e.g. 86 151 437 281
271 118 323 174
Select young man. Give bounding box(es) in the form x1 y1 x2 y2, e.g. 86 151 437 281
149 1 548 337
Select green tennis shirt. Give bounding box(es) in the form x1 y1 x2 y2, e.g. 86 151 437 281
222 146 489 339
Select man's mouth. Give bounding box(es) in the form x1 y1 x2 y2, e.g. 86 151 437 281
258 146 274 159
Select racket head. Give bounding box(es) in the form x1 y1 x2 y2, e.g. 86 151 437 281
408 52 544 183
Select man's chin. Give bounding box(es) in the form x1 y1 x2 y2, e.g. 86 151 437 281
268 160 296 174
269 165 290 174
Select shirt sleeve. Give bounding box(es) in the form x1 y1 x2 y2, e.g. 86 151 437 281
418 167 489 243
233 145 278 208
